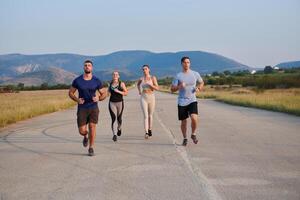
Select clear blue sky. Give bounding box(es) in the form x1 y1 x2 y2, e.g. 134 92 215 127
0 0 299 67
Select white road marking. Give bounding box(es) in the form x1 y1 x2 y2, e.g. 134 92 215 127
155 112 223 200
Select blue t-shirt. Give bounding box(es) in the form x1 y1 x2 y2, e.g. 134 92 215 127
172 70 203 106
72 75 103 109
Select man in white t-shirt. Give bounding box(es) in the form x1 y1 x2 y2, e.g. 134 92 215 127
171 56 204 146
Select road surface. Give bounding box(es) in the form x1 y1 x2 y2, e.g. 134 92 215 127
1 89 300 200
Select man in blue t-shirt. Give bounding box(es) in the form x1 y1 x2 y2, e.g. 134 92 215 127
69 60 107 156
171 56 204 146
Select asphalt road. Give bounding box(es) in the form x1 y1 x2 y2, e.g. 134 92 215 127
1 89 299 200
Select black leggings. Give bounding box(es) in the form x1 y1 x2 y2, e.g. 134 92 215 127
108 101 124 135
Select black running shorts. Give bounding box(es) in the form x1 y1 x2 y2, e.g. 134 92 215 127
178 102 198 120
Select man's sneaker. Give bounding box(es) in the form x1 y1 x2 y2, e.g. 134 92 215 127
182 138 188 146
117 129 122 136
191 134 198 144
112 135 117 142
88 147 94 156
83 136 88 147
145 133 149 139
148 130 152 137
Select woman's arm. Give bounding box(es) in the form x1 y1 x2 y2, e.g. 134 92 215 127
137 78 142 95
121 82 128 96
114 82 128 96
150 76 159 91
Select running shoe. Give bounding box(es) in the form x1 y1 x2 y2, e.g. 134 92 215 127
112 135 117 142
182 138 188 146
88 147 94 156
145 133 149 139
148 129 152 137
117 129 122 136
83 136 88 147
191 134 198 144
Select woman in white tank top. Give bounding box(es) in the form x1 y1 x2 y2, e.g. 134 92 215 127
137 64 159 139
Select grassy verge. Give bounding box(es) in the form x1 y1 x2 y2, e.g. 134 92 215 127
0 90 76 128
0 86 135 128
159 86 300 116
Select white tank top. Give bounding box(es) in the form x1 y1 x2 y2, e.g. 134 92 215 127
141 76 153 91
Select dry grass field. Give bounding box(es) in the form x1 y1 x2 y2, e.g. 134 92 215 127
159 85 300 116
0 90 76 128
1 86 299 128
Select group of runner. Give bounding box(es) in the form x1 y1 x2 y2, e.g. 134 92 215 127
69 56 204 156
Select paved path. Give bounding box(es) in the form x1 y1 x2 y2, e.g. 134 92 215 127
1 89 299 200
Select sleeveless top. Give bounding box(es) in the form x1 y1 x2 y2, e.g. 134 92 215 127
141 76 154 92
109 81 123 102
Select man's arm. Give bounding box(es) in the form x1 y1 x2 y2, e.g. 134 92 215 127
170 84 179 93
196 81 204 92
97 88 107 101
69 86 84 104
170 75 184 93
195 72 205 92
171 80 184 93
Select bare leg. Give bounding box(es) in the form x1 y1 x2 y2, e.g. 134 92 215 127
181 119 187 139
190 114 198 135
88 123 96 148
78 125 88 137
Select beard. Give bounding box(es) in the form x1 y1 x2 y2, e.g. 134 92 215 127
84 70 91 74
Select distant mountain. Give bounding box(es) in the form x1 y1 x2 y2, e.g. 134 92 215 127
93 69 137 82
2 67 77 86
275 61 300 68
0 50 251 85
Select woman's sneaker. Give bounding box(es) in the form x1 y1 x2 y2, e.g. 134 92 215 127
117 129 122 136
148 130 152 137
112 135 117 142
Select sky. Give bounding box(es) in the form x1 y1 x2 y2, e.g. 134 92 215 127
0 0 299 67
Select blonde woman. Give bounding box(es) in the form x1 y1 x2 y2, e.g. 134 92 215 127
108 71 128 142
137 65 159 139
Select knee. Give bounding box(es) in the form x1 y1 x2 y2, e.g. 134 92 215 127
89 123 96 129
191 116 198 124
78 127 87 136
181 119 187 126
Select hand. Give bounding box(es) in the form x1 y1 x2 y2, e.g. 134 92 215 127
199 85 204 91
147 82 154 89
178 82 185 89
114 88 121 94
92 96 98 102
78 98 85 104
195 86 203 93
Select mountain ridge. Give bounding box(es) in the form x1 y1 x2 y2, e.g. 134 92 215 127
0 50 251 85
